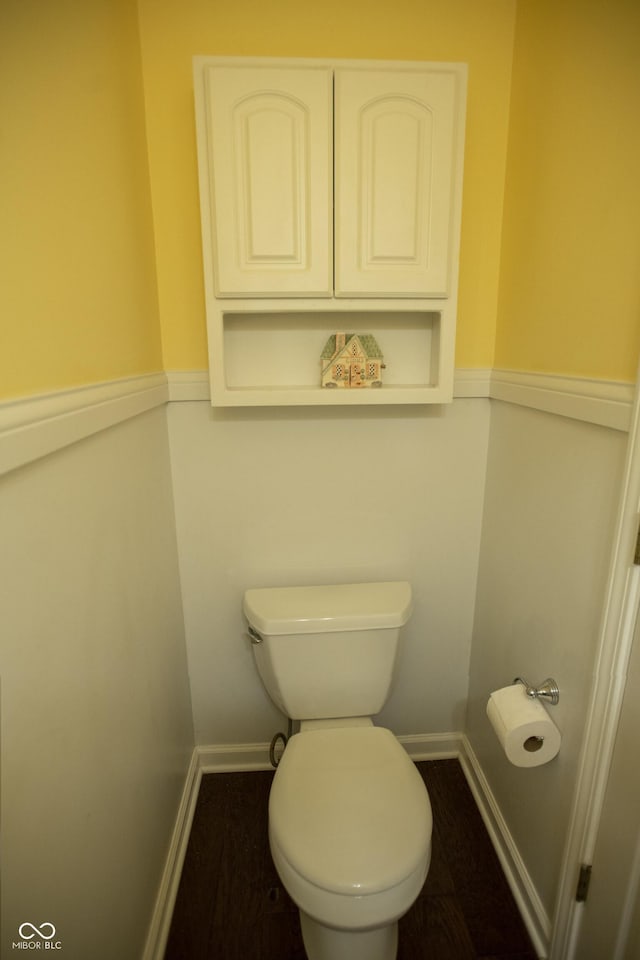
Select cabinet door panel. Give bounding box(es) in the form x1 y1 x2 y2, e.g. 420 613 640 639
335 68 462 298
205 66 333 297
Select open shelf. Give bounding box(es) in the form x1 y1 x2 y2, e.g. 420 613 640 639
208 300 454 406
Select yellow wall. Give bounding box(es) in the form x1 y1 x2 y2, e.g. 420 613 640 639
4 0 637 398
0 0 162 401
495 0 640 381
137 0 517 371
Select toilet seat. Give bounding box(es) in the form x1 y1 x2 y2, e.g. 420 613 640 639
269 726 432 898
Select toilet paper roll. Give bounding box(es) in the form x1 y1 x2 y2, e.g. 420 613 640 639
486 684 561 768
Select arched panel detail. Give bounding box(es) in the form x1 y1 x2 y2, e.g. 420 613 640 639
335 67 460 298
203 63 332 297
233 93 310 267
359 97 434 268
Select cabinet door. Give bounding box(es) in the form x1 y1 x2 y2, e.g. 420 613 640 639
204 65 333 297
334 68 463 298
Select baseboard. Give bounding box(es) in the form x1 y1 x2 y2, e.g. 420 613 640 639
398 730 463 760
142 749 202 960
459 734 550 959
142 741 273 960
142 731 463 957
197 731 464 771
400 731 550 958
144 733 550 960
197 741 274 772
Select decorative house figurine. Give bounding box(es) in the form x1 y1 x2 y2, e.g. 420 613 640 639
320 332 385 388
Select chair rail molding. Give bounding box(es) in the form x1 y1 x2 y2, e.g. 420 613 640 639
166 367 634 431
0 373 169 476
490 368 634 432
1 368 632 476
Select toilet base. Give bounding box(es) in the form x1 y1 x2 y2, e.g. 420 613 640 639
300 911 398 960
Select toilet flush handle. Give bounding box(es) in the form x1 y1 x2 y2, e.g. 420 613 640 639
247 625 263 645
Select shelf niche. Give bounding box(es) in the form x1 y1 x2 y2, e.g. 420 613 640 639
213 308 447 406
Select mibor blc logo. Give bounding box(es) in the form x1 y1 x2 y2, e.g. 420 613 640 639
12 923 62 951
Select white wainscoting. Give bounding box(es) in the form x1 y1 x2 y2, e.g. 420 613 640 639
4 367 629 960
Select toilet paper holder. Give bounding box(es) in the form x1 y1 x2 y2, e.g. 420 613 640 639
513 676 560 706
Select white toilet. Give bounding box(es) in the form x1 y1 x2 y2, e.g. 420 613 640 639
243 581 432 960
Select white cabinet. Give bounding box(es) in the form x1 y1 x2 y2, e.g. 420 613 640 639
193 57 467 406
203 64 333 297
335 68 460 298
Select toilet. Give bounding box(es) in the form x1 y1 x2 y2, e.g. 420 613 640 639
243 581 432 960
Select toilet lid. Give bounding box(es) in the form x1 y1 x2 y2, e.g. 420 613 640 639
269 726 432 896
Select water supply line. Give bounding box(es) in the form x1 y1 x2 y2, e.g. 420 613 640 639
269 717 294 768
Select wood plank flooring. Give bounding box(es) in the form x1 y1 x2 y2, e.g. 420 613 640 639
165 758 539 959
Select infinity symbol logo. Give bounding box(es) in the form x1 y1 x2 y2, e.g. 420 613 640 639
18 922 56 941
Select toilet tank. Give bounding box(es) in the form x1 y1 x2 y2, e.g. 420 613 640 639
243 582 412 720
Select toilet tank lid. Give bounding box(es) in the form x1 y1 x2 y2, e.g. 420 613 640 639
243 581 412 636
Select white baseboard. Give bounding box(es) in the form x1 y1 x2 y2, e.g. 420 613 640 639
142 733 461 958
142 750 202 960
197 741 274 772
197 732 464 772
144 733 549 960
459 734 550 959
403 732 551 957
398 730 463 760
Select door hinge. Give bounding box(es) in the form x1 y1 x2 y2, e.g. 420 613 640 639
576 863 592 903
634 517 640 565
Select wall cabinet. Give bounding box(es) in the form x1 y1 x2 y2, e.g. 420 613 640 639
203 63 333 298
194 57 466 406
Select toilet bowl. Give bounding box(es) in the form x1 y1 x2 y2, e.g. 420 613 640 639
243 581 432 960
269 721 432 960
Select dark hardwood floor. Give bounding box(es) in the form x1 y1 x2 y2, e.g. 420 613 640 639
165 758 539 959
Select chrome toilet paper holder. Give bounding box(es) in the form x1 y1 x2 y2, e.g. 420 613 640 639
513 676 560 706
